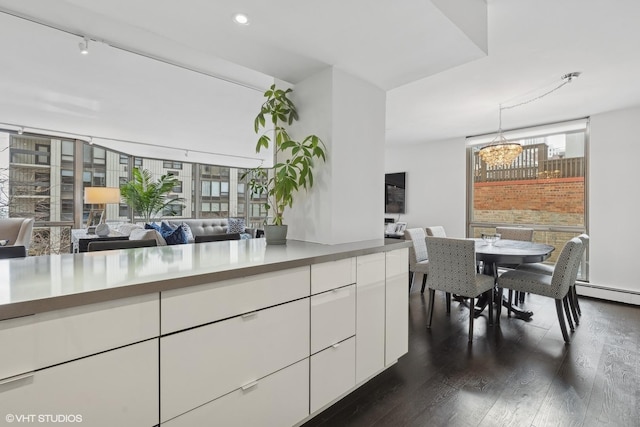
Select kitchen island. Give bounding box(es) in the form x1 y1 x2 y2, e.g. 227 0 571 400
0 238 409 427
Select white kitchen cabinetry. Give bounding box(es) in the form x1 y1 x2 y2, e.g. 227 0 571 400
385 248 409 365
162 359 309 427
160 298 310 423
0 339 158 427
355 252 386 383
310 284 356 354
311 257 356 294
310 336 356 413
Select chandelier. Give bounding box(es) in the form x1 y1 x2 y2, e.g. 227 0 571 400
479 72 581 168
478 105 522 167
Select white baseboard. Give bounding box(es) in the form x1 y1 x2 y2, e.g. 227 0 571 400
577 282 640 306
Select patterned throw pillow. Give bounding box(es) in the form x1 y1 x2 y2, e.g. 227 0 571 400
159 221 187 245
227 217 246 234
180 223 194 243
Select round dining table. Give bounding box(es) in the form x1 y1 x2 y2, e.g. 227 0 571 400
474 238 555 320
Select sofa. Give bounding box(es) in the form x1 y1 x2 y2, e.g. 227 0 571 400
0 217 35 250
114 218 255 246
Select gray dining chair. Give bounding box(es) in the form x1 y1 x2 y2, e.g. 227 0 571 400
495 226 534 242
425 226 447 237
425 236 495 343
495 226 535 304
497 237 584 343
515 233 589 327
404 228 430 293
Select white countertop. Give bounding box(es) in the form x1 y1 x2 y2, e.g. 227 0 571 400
0 238 409 320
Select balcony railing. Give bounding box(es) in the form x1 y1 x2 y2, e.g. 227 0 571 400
474 143 584 182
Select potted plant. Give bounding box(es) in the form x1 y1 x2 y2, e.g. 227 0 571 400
243 84 327 244
120 168 185 224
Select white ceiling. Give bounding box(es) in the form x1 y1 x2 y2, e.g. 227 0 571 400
0 0 639 162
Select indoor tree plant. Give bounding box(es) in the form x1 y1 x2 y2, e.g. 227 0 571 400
243 84 327 244
120 167 184 223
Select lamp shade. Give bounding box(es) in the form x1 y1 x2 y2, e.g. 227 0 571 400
84 187 121 204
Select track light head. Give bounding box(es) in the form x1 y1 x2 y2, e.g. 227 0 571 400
79 37 89 55
17 127 23 135
562 71 581 82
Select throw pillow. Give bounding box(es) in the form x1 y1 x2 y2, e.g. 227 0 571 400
159 221 187 245
163 225 187 245
227 217 245 234
130 229 167 246
180 223 194 243
145 222 161 232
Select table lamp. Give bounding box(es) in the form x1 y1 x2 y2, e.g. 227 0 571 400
84 187 121 233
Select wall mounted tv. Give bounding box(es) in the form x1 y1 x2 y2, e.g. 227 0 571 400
385 172 406 214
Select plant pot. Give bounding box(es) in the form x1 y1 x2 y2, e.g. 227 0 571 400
264 224 288 245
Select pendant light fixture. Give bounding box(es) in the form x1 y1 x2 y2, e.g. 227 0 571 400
479 72 581 168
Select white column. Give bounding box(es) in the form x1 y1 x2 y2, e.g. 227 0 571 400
285 67 386 244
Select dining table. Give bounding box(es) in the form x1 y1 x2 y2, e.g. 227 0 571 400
474 238 555 320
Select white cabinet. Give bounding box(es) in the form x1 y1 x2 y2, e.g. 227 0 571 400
0 315 35 381
355 253 386 383
162 359 309 427
0 340 159 427
161 266 310 334
385 248 409 365
311 257 356 295
310 284 356 354
310 336 356 413
160 298 310 423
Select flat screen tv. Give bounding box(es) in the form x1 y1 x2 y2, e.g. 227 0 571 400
385 172 406 214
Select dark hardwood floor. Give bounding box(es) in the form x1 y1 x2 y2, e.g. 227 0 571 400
303 288 640 427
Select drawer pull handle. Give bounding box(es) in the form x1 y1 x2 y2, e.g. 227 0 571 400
241 311 258 319
241 380 259 391
0 371 34 386
332 343 341 349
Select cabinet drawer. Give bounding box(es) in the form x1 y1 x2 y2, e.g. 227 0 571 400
310 284 355 354
310 336 356 414
311 258 356 295
355 253 386 384
0 340 158 427
162 266 310 334
162 359 309 427
160 298 310 422
0 315 35 381
35 293 159 370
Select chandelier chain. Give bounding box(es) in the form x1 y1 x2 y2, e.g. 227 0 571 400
501 78 572 111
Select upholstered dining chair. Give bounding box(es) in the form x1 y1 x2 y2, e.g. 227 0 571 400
404 228 430 293
515 234 589 327
495 226 534 242
425 226 447 237
497 237 583 343
425 236 495 343
0 245 27 259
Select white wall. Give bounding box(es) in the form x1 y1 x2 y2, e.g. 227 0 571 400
384 137 467 238
287 67 386 244
588 106 640 302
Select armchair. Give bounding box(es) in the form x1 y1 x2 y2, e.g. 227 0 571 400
0 218 34 250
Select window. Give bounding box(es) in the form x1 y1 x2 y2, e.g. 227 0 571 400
134 157 143 167
35 144 50 165
119 154 129 165
467 119 588 280
163 161 182 170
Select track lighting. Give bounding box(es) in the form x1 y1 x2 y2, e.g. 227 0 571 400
17 127 23 135
79 37 89 55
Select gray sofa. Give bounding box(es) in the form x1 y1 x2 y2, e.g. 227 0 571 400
115 218 255 245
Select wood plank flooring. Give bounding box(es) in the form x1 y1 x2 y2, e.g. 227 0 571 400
302 288 640 427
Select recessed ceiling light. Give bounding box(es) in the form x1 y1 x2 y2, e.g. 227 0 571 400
233 13 250 25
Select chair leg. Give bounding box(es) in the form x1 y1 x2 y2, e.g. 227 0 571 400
519 291 525 304
468 297 475 343
421 274 427 294
409 272 414 290
445 292 451 314
496 287 503 323
426 289 435 328
572 285 582 316
555 299 570 344
507 289 513 318
563 296 575 331
567 289 580 326
488 290 494 326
